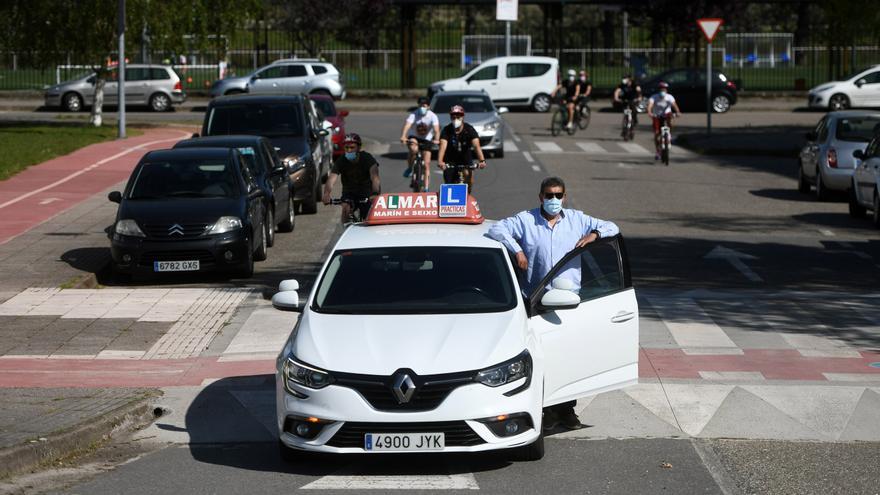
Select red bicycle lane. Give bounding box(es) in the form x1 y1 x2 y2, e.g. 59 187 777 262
0 127 195 245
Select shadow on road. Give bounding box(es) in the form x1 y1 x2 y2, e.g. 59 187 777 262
749 188 847 203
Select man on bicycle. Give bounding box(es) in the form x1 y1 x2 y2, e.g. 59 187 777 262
400 96 440 191
613 74 642 130
437 105 487 191
577 70 593 102
322 133 381 224
550 69 580 130
647 82 682 160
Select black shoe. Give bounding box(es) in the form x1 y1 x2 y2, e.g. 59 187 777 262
559 411 583 430
542 410 560 431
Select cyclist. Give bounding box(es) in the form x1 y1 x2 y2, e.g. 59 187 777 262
322 133 381 224
399 96 440 191
550 69 580 130
437 105 487 191
613 74 642 135
646 82 682 160
577 70 593 101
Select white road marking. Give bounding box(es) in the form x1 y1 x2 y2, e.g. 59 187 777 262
39 198 61 205
222 305 297 358
302 473 479 490
503 140 519 152
823 373 880 382
576 141 606 153
699 371 765 380
617 162 635 169
648 297 738 349
619 142 650 154
818 229 835 237
531 165 541 172
0 133 191 210
534 141 562 152
522 151 534 163
704 245 763 283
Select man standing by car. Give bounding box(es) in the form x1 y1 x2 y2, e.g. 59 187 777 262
437 105 487 191
322 133 381 224
487 176 620 431
400 96 441 191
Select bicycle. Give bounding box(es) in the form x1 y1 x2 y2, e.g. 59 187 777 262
621 105 635 141
550 98 577 137
406 138 438 193
575 97 591 130
330 196 372 224
656 115 673 166
443 161 479 192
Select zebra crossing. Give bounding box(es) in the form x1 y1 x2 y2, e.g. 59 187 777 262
530 139 685 156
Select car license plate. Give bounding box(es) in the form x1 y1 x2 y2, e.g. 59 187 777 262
364 433 445 452
153 260 200 272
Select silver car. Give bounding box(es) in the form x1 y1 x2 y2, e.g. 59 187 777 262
850 130 880 227
43 64 186 112
430 90 508 158
210 59 345 100
797 110 880 200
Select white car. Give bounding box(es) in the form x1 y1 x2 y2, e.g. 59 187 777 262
428 56 559 112
850 131 880 227
808 65 880 111
272 190 639 460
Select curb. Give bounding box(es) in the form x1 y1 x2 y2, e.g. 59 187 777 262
0 390 161 479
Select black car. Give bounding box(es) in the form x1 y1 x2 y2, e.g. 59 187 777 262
201 95 330 214
634 68 738 113
174 135 295 247
108 147 269 278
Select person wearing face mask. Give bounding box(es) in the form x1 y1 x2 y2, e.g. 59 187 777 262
437 105 486 191
550 69 581 130
613 74 643 137
647 81 682 160
322 133 381 224
487 176 619 430
400 96 441 191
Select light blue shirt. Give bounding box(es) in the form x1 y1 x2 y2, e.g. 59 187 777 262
487 208 619 294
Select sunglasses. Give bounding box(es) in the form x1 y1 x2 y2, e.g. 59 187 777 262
543 192 564 199
450 113 464 118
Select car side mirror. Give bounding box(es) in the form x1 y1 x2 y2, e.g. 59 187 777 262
855 78 866 88
339 109 349 117
272 291 302 312
538 288 580 311
279 279 300 291
191 132 200 138
108 191 122 203
853 149 865 159
497 106 509 114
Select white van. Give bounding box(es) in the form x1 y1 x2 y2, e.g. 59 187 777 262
428 56 559 112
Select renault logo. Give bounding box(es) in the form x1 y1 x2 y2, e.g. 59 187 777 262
168 224 184 236
392 373 416 404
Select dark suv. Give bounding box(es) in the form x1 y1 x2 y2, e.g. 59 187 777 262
201 95 330 213
108 147 269 279
635 68 738 113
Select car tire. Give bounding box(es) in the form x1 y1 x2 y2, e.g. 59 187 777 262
265 209 275 248
278 440 306 462
149 92 171 112
815 169 828 201
512 429 544 461
494 149 504 159
873 189 880 228
531 93 551 113
797 163 811 193
236 238 255 278
712 94 731 113
278 196 295 232
255 223 269 262
62 92 83 112
829 94 850 111
849 185 866 218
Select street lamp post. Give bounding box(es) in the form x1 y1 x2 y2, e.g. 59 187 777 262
118 0 126 139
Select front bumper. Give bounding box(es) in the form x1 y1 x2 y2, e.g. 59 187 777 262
808 93 827 108
44 93 62 108
276 372 542 454
110 231 250 273
478 128 504 152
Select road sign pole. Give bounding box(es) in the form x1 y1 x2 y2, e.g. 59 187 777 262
117 0 126 139
707 41 711 137
505 21 511 56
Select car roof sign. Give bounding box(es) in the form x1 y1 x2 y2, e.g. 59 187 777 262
365 191 484 225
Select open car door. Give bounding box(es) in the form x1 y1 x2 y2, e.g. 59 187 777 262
528 235 639 407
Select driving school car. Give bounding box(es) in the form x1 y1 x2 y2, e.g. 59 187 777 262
272 186 639 460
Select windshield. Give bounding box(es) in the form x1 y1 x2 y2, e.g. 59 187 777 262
312 99 336 117
206 103 304 137
129 159 239 199
836 116 880 142
843 67 871 81
432 94 495 114
313 246 517 314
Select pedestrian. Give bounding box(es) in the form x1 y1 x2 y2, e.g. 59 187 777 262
487 176 619 430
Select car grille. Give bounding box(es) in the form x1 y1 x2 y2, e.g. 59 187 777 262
138 250 216 266
325 421 485 448
142 223 210 240
333 369 476 412
479 136 493 146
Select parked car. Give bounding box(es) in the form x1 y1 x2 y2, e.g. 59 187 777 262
634 68 738 113
201 95 331 214
798 111 880 200
44 64 186 112
108 147 269 278
210 59 346 100
428 56 559 112
309 94 349 158
174 135 296 243
850 130 880 227
808 65 880 111
430 90 508 158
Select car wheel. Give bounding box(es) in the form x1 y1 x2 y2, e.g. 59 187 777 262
265 209 275 248
829 94 849 111
531 93 551 113
278 440 306 462
849 185 866 218
512 428 544 461
62 92 83 112
873 190 880 228
278 196 295 232
236 238 255 278
494 148 504 159
815 169 828 201
149 93 171 112
797 162 811 193
255 223 269 261
712 94 731 113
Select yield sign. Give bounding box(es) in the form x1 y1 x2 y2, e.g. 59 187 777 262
697 18 723 43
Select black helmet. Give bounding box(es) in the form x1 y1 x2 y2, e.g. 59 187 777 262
417 96 429 106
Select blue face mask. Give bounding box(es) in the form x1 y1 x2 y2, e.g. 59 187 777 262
418 107 427 116
345 151 357 161
542 198 563 216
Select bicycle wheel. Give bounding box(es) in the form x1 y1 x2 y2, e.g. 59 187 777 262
577 105 591 130
550 109 564 137
411 158 423 192
661 142 669 166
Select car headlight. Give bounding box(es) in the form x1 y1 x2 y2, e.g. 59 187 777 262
284 357 334 390
476 350 532 396
483 121 501 132
114 219 145 238
208 216 242 234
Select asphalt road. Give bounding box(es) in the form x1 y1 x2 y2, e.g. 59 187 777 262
2 108 879 494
